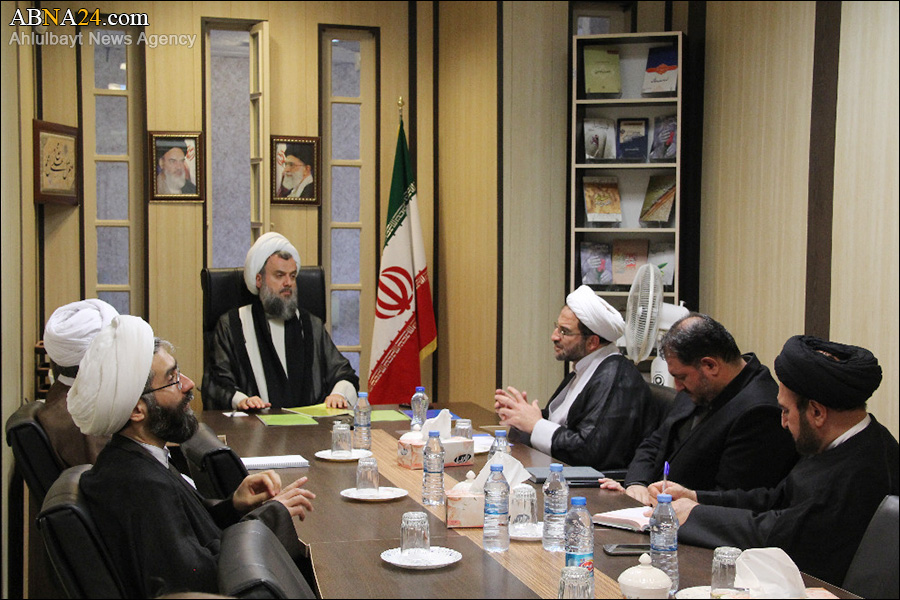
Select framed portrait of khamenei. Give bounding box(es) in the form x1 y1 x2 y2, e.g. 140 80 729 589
149 132 203 200
271 136 320 206
33 119 80 205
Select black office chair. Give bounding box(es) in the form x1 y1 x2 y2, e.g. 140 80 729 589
180 422 249 499
648 382 677 412
200 265 326 409
37 465 127 599
218 520 317 599
5 400 64 505
842 494 899 598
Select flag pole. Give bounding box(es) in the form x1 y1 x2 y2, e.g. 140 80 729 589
398 96 404 125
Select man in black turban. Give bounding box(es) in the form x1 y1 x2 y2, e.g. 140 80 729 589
650 335 899 588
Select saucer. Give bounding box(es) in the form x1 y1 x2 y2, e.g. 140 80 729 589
340 487 409 501
509 522 544 541
314 449 373 462
380 546 462 570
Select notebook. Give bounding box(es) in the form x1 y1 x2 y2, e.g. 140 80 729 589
241 455 309 470
526 466 605 487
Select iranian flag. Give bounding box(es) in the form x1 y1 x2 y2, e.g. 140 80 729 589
367 120 437 404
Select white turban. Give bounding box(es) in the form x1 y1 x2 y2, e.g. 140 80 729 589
44 299 119 375
566 285 625 343
68 315 155 436
243 232 301 295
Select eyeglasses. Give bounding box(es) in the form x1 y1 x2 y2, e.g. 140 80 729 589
552 323 585 337
145 369 183 394
283 160 306 170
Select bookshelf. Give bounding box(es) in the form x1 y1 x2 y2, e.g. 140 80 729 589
569 32 684 312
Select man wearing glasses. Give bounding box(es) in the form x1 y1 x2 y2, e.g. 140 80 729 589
494 285 661 472
69 316 316 598
276 143 315 198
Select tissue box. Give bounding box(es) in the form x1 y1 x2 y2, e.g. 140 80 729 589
397 436 475 469
446 490 484 528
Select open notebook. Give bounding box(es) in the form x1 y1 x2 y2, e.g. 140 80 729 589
592 506 651 532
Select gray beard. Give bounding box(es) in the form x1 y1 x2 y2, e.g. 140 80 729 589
162 171 187 193
281 170 298 190
260 283 299 321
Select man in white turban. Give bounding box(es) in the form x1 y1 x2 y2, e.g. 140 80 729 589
70 315 316 598
38 298 118 466
494 285 661 472
203 232 358 411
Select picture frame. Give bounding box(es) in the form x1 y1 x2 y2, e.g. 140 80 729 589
149 132 203 201
271 136 320 206
33 119 80 205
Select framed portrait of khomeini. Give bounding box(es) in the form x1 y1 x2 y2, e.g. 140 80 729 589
271 136 320 206
150 132 203 200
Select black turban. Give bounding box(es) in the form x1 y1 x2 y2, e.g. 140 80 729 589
774 335 882 410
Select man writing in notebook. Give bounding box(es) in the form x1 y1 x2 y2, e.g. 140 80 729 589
654 335 899 586
495 285 661 471
69 316 316 598
601 313 797 504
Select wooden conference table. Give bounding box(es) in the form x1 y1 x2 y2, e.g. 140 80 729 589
199 402 856 599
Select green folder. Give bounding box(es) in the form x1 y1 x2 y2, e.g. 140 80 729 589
257 413 318 426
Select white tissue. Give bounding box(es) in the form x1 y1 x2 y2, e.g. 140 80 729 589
470 452 531 493
734 547 806 599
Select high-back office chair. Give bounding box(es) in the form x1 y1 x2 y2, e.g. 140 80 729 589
601 383 677 481
218 520 317 599
180 422 249 499
200 266 326 409
5 400 64 505
37 464 126 599
843 494 899 598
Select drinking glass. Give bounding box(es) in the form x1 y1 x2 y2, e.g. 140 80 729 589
453 418 473 439
356 456 379 492
510 484 538 526
331 422 352 457
558 566 592 599
400 511 430 555
711 546 743 598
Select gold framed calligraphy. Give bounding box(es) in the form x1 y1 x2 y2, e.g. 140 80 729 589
33 119 80 205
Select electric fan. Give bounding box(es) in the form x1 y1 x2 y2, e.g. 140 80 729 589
624 263 689 386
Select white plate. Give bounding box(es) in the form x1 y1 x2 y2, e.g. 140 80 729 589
380 546 462 570
509 522 544 541
340 487 409 501
314 449 373 462
676 586 711 599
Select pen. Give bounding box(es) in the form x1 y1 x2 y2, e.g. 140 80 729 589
663 460 669 494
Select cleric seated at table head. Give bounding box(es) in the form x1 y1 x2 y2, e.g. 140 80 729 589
656 335 899 586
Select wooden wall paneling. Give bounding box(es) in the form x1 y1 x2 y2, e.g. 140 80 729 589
500 1 568 407
700 2 814 368
437 1 498 409
416 0 435 394
830 1 899 439
637 0 666 32
39 29 82 330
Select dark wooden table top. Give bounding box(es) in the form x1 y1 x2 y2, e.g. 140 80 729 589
199 402 857 599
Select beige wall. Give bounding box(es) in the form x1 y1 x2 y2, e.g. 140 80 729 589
830 1 899 437
437 1 498 409
500 1 568 404
701 2 813 368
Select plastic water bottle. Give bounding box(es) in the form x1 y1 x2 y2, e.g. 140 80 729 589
564 497 595 584
542 463 569 552
422 431 445 506
411 386 429 427
487 429 511 460
353 392 371 450
483 464 510 552
650 493 679 594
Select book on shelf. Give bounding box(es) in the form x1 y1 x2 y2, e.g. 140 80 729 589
583 118 616 161
616 118 649 162
642 45 678 95
612 239 649 286
649 114 677 161
580 242 613 285
592 506 651 532
640 173 676 224
649 242 676 286
583 176 622 223
583 46 621 96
